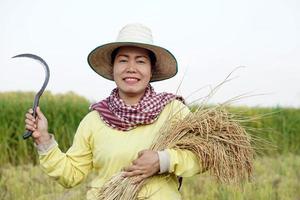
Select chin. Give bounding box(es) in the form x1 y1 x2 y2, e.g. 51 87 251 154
119 85 147 96
123 88 144 95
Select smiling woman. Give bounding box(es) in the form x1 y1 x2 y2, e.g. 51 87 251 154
112 46 153 105
24 23 199 200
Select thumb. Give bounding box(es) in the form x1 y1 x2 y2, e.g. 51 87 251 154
36 107 46 120
138 150 147 158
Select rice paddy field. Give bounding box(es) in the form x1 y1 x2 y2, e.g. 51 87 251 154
0 91 300 200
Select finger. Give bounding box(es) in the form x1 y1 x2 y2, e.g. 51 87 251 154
36 107 46 120
25 119 36 127
123 165 139 172
138 150 147 157
131 159 149 170
32 131 41 138
25 124 36 132
25 113 35 121
123 170 143 177
123 170 144 178
133 174 147 184
28 108 33 114
132 159 139 165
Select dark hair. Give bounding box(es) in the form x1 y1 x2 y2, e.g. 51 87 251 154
111 47 157 71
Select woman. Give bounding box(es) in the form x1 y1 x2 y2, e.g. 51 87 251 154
25 23 200 199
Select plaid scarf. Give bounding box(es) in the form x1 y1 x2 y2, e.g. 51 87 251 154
90 85 184 131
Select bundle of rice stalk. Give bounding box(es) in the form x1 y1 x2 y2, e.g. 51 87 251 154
97 103 254 200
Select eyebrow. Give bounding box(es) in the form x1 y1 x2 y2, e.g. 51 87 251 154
116 54 149 59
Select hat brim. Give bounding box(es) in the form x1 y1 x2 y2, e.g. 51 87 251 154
87 42 178 82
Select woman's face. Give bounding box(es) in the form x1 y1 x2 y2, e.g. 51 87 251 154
112 46 152 103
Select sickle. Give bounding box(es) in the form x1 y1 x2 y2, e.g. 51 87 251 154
12 53 50 139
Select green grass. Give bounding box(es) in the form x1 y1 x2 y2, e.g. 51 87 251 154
1 91 300 199
0 91 90 165
181 154 300 200
1 91 300 166
226 106 300 155
0 154 299 200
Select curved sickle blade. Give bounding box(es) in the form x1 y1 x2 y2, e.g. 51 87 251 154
12 53 50 139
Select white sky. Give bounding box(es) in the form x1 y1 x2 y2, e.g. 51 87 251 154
0 0 299 107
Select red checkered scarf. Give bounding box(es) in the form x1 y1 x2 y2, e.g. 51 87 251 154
90 85 185 131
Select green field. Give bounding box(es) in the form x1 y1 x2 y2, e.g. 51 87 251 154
0 91 300 199
1 155 299 200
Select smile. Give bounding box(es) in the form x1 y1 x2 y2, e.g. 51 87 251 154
123 77 140 84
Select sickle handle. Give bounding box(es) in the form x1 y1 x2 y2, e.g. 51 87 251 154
23 98 39 139
23 130 33 139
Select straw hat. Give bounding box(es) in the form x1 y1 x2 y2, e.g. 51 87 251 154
87 23 178 82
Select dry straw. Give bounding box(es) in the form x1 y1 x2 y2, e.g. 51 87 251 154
97 69 255 200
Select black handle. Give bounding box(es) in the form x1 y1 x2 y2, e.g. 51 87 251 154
23 106 37 140
23 130 33 139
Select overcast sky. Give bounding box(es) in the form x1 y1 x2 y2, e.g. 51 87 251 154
0 0 299 107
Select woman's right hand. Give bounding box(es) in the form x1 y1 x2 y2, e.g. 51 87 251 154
25 106 51 145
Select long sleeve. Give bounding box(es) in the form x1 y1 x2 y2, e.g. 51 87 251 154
166 148 201 177
39 115 93 188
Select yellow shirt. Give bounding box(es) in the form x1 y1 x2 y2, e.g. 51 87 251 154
39 100 201 200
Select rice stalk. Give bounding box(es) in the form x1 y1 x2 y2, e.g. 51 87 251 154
97 103 255 200
96 69 258 199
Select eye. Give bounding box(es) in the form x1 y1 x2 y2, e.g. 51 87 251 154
119 59 127 63
137 60 146 64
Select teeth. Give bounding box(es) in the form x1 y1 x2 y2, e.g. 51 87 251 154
125 78 138 81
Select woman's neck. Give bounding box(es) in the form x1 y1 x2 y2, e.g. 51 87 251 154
118 91 145 106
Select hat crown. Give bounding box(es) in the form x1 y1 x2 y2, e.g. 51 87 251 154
116 23 154 44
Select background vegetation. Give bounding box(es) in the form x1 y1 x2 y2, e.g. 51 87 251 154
0 91 299 199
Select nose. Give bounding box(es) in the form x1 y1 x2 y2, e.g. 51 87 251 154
126 60 137 73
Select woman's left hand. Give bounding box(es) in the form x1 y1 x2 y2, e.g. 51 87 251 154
123 150 160 184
